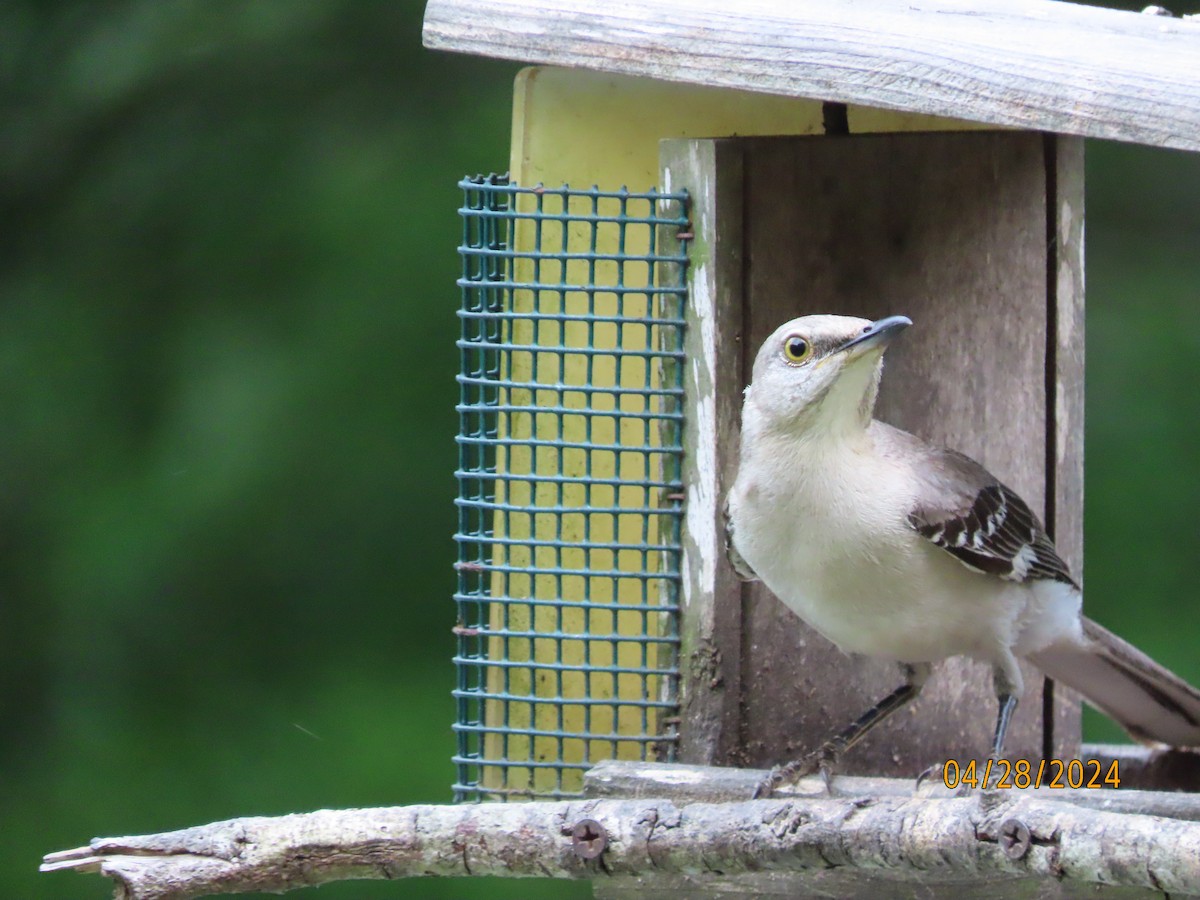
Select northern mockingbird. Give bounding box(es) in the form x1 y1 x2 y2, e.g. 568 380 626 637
728 314 1200 797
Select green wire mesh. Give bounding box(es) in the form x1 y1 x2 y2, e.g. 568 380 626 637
453 175 689 801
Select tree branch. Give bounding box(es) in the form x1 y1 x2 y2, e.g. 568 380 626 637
42 788 1200 899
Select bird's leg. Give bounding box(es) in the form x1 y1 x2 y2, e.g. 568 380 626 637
915 659 1023 795
983 660 1022 789
753 662 930 799
990 692 1018 759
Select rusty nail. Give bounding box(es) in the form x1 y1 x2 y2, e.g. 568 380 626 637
999 818 1032 860
570 818 608 860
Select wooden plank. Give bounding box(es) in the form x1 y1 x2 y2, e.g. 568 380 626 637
423 0 1200 152
1051 137 1087 580
1084 742 1200 792
658 141 747 767
585 759 1200 821
668 131 1083 780
1049 136 1087 757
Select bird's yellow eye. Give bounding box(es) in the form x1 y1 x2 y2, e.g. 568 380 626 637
782 334 812 364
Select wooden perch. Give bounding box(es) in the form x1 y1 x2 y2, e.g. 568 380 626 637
41 763 1200 900
585 759 1200 821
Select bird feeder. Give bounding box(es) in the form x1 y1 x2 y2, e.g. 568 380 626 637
427 0 1200 815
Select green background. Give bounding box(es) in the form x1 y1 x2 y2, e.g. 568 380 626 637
3 2 1198 898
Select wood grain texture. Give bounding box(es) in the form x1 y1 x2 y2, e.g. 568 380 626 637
44 789 1200 899
423 0 1200 151
675 131 1084 778
1049 136 1088 757
660 141 747 766
588 761 1186 900
586 759 1200 820
1084 742 1200 792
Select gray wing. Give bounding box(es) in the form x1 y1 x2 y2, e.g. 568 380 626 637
886 428 1077 588
723 498 759 582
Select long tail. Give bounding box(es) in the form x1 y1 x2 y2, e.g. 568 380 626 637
1029 617 1200 747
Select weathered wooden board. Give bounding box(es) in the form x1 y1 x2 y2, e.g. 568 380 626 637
658 140 748 768
1049 137 1088 752
585 759 1200 820
661 131 1085 778
424 0 1200 151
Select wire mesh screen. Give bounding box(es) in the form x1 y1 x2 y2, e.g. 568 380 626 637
454 175 689 801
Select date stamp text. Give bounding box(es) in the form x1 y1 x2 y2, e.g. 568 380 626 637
942 758 1120 790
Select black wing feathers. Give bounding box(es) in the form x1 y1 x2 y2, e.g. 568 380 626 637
908 480 1077 588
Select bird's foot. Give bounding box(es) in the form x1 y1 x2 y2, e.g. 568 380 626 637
913 761 949 795
753 741 841 799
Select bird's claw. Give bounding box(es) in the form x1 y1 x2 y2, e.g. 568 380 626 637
753 741 841 799
752 766 786 800
914 761 948 794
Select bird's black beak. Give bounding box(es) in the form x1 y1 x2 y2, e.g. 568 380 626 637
837 315 912 356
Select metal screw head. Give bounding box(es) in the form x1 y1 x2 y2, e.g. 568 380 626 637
999 818 1032 860
570 818 608 860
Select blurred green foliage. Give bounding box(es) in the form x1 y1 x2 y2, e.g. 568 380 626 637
1 2 1197 899
2 2 574 897
1084 142 1200 742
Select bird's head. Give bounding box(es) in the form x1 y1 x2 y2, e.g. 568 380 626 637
745 314 912 437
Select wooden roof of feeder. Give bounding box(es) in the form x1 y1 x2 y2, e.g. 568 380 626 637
423 0 1200 151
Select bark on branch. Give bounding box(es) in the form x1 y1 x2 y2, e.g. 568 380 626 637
41 789 1200 900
